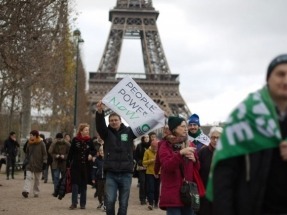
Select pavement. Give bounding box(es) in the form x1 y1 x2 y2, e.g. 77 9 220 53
0 167 165 215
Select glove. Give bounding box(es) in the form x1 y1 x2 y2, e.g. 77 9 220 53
42 163 47 171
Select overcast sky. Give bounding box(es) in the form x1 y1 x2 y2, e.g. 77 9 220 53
74 0 287 125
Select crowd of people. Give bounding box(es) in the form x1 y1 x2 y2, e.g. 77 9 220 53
0 54 287 215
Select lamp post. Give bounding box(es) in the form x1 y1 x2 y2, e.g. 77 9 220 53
73 29 84 136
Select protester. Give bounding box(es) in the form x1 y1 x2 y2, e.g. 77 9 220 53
43 137 53 183
134 134 150 205
4 131 19 180
198 126 223 215
187 114 210 151
66 123 95 209
64 134 71 146
96 100 137 215
158 116 200 215
92 146 106 211
206 54 287 215
149 131 158 142
154 125 169 175
143 139 160 210
49 133 70 196
22 130 47 198
39 134 47 180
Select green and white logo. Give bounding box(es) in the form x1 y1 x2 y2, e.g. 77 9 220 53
121 134 128 141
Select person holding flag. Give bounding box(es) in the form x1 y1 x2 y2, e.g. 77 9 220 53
206 54 287 215
96 100 137 215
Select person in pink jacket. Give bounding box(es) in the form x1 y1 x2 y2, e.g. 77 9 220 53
158 116 199 215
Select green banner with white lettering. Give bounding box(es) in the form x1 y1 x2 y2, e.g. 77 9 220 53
206 86 281 201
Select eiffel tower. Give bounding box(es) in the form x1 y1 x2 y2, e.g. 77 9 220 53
88 0 191 118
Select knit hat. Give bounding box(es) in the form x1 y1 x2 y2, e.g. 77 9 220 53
56 133 63 139
168 116 185 132
188 114 200 126
30 130 39 137
266 54 287 81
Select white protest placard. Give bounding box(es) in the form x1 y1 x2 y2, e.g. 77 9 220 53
102 76 165 137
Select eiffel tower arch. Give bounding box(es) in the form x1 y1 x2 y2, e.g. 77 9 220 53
88 0 191 119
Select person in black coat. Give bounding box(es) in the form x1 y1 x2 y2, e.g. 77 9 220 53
66 123 96 210
96 100 137 215
198 126 222 215
4 131 20 180
134 134 150 205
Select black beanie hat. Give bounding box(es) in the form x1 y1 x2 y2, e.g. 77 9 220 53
56 133 63 139
168 116 185 132
266 54 287 81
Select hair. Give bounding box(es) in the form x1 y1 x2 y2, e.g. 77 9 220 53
141 134 149 143
109 112 121 121
9 131 16 136
30 130 39 137
208 126 223 137
77 123 90 133
39 133 45 139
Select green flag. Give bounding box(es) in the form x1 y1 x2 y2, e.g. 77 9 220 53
206 86 281 201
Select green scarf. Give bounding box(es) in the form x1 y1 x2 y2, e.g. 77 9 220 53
206 86 282 201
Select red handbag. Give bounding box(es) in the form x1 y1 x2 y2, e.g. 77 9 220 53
65 168 72 193
193 167 205 197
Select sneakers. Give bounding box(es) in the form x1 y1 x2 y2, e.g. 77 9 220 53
69 204 77 210
80 205 85 209
97 203 103 209
103 205 106 212
22 191 29 198
34 194 39 198
148 204 153 210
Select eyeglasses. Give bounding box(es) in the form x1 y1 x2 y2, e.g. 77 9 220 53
211 136 220 140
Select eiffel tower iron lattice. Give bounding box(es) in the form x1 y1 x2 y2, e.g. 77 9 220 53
88 0 191 118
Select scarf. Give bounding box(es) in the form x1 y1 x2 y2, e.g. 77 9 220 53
165 134 188 151
206 86 281 201
29 137 42 145
75 133 91 142
188 130 210 146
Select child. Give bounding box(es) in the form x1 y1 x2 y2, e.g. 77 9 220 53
92 146 106 211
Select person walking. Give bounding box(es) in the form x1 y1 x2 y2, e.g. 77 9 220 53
206 54 287 215
43 137 53 183
187 114 210 151
22 130 47 198
49 133 70 196
197 126 223 215
158 116 200 215
92 146 106 211
143 139 160 210
134 134 150 205
4 131 19 180
95 100 137 215
66 123 95 210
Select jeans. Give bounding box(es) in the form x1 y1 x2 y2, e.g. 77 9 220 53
52 168 64 193
71 184 87 206
105 172 132 215
166 207 195 215
44 164 54 182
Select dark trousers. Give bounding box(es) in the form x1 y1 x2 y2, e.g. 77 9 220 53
138 170 147 202
6 156 16 178
145 174 160 206
97 179 106 204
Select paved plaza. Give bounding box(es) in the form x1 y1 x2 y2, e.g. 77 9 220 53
0 168 165 215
